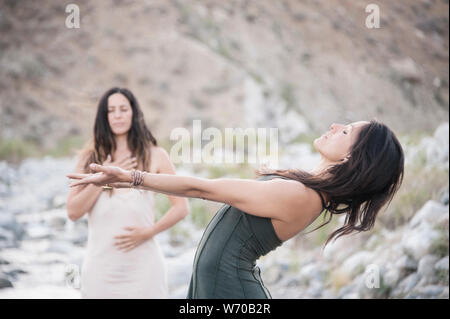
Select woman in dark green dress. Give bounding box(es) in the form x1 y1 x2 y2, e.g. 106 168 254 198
185 173 326 298
67 120 404 299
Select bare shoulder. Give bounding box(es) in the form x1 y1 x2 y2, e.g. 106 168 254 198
151 145 170 158
266 178 321 221
149 145 172 173
268 178 309 201
75 148 94 173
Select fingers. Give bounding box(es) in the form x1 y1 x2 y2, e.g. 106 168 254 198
89 163 108 173
114 239 136 251
121 157 138 170
68 172 104 187
68 176 100 187
69 180 88 187
102 154 112 165
66 173 90 180
114 227 138 251
122 245 136 252
109 182 131 189
118 155 133 165
118 155 135 166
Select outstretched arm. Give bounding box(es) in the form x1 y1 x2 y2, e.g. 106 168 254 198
68 164 307 221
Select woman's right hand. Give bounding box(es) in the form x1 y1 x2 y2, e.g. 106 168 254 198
67 163 132 188
103 154 137 171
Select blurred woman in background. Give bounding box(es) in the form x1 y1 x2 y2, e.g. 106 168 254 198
66 87 189 299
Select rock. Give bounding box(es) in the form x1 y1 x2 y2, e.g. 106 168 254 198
0 276 13 289
391 273 421 297
415 285 445 298
338 284 356 298
48 215 67 230
298 262 327 283
401 223 440 261
434 256 449 271
283 276 301 288
0 226 18 249
0 211 25 241
383 267 402 287
417 255 440 279
0 256 10 265
409 200 448 228
419 122 449 167
166 248 196 291
261 262 289 285
341 292 359 299
2 268 28 281
25 223 52 240
395 255 418 271
389 57 422 83
364 234 381 250
341 251 374 276
51 194 67 208
433 122 449 144
305 280 323 298
439 286 449 299
440 188 449 206
47 240 74 254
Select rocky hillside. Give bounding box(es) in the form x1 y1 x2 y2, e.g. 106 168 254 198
0 0 448 156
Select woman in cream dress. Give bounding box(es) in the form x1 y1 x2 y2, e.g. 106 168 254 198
66 87 189 298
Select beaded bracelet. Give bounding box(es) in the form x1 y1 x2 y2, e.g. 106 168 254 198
130 169 145 187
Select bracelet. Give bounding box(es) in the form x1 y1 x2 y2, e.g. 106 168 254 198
102 184 113 190
130 169 146 187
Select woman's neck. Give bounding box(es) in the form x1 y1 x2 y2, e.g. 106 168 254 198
114 133 129 153
310 157 334 176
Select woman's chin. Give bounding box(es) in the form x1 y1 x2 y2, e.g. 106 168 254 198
312 138 321 151
112 129 129 136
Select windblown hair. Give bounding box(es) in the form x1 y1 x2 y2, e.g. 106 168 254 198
257 120 404 247
79 87 158 173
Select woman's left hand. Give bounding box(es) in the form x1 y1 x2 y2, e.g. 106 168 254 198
66 163 129 187
114 226 152 252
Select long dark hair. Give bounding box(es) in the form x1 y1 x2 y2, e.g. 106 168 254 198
81 87 158 173
257 120 405 247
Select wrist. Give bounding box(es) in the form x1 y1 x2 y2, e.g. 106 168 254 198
144 226 155 239
121 169 133 183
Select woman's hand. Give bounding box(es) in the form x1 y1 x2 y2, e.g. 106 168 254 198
114 226 152 252
103 154 138 171
66 163 131 187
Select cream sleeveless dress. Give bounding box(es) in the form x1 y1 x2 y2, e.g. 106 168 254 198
80 187 168 299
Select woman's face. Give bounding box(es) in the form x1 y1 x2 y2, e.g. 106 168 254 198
313 121 369 163
107 93 133 136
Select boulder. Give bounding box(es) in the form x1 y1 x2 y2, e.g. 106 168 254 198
409 200 448 229
395 254 418 271
434 256 449 271
415 285 445 298
0 276 13 289
417 254 440 284
341 251 374 277
401 222 440 261
383 267 402 287
390 273 421 297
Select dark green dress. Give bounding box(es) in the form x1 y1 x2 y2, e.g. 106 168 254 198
186 174 325 299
